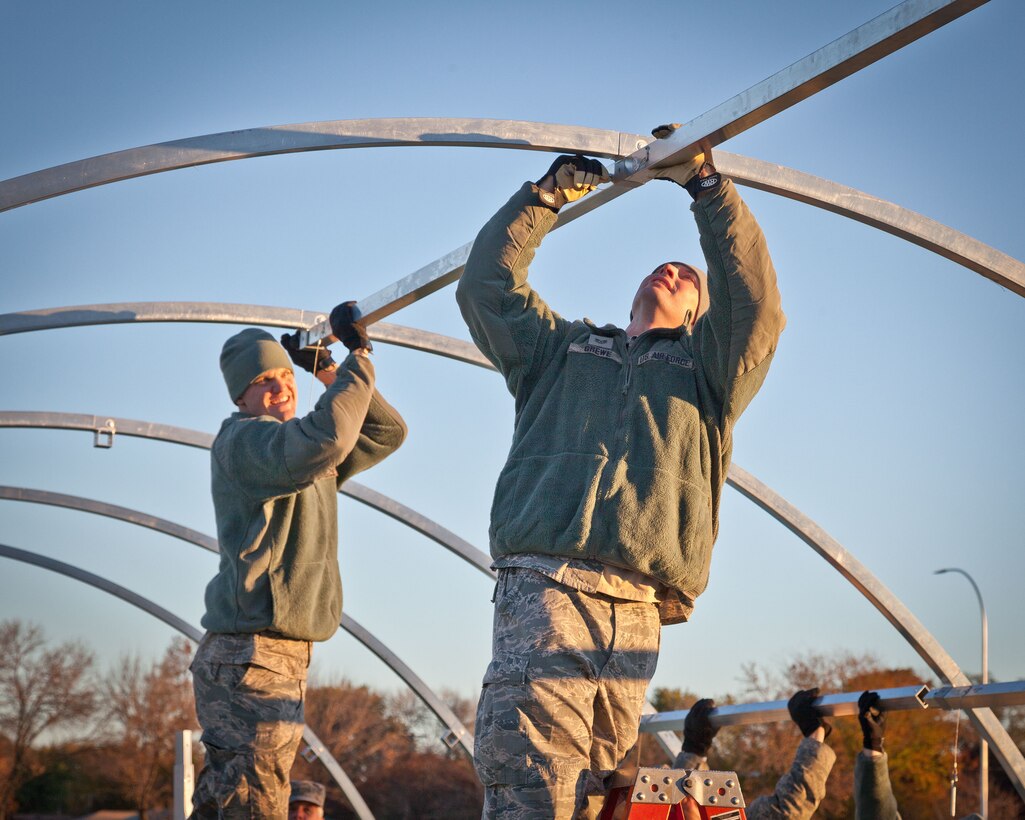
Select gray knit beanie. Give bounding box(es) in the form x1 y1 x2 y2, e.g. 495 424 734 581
220 328 293 401
689 263 711 325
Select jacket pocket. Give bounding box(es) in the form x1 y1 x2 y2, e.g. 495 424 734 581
474 652 531 787
491 452 606 553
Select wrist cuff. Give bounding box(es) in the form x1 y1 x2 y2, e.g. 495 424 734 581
535 184 565 211
684 166 722 200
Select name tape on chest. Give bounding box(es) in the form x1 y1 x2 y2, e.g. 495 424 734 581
637 350 694 369
568 334 622 363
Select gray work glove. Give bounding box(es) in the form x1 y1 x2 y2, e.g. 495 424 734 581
280 332 336 375
682 698 720 757
858 691 885 752
536 154 609 209
788 688 832 739
329 301 372 353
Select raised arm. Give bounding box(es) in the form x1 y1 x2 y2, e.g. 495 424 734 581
218 304 386 500
281 326 408 485
746 689 836 820
335 388 407 485
691 176 786 422
456 155 606 396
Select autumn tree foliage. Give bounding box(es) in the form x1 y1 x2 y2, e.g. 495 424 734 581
0 620 97 820
289 680 483 819
101 637 198 818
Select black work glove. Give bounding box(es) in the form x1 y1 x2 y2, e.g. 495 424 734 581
858 691 885 752
280 332 336 375
788 688 831 739
536 154 609 209
329 301 372 353
682 698 720 757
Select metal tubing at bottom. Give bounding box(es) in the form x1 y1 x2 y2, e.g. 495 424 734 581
640 681 1025 733
641 686 927 733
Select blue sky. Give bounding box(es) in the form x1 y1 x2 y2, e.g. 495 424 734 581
1 0 1023 745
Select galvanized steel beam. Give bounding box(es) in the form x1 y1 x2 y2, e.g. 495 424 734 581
0 120 638 213
0 483 475 758
642 685 929 733
9 410 1022 775
0 543 375 820
0 413 689 760
0 305 493 370
0 1 986 216
641 681 1025 733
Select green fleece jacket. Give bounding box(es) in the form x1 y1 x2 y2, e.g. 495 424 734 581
202 352 407 641
456 179 784 619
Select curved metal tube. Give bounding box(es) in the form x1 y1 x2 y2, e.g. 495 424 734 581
0 413 688 759
1 119 1020 297
0 543 375 820
0 306 492 370
0 484 475 759
0 413 491 575
6 410 1024 789
725 465 1025 798
0 119 640 212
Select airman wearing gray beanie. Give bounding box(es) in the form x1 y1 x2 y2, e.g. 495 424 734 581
219 328 294 402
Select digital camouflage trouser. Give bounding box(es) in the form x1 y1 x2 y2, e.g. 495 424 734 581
474 568 660 820
191 632 311 819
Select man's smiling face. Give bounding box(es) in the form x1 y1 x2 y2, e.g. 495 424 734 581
235 367 297 422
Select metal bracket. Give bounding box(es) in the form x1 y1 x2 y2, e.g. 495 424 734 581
296 314 330 350
440 727 464 750
631 768 746 809
93 418 116 448
301 742 323 764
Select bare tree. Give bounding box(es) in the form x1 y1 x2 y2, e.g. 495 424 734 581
103 637 196 818
0 620 96 820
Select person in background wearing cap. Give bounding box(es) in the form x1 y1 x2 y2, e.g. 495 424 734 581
288 780 327 820
456 124 786 818
190 303 407 818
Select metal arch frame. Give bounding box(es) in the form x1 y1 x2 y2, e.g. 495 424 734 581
0 542 375 820
0 306 493 371
6 411 1025 794
0 0 989 215
6 412 1025 793
1 144 1020 342
0 412 491 577
722 467 1025 796
3 0 1021 789
0 414 683 759
0 482 476 758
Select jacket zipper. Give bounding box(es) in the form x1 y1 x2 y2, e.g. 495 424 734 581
590 331 631 559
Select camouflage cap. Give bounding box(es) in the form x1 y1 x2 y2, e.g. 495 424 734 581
289 780 326 807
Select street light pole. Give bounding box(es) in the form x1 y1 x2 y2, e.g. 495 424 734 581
935 567 989 818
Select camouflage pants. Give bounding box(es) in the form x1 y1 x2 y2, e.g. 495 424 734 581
475 568 660 820
190 632 311 819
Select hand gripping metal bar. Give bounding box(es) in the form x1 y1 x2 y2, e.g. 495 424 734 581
290 0 989 346
640 686 930 733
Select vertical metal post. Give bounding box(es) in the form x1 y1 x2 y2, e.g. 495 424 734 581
174 729 195 820
935 567 989 817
